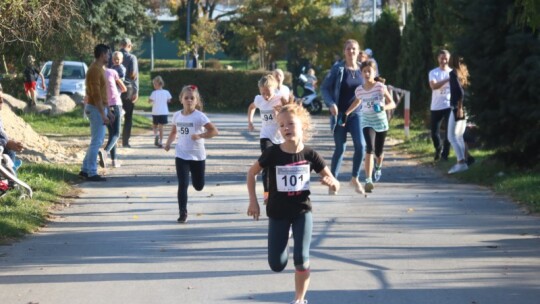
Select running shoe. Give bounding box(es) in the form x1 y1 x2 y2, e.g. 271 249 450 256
112 159 121 168
154 135 159 147
289 300 307 304
364 181 374 193
98 149 107 168
87 174 107 182
374 168 382 182
448 163 468 174
177 211 188 223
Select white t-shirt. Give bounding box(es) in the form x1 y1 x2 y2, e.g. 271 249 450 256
150 89 172 115
355 82 389 132
276 85 290 99
172 110 211 161
253 94 285 144
428 67 452 111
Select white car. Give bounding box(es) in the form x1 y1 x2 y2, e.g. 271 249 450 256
36 61 88 100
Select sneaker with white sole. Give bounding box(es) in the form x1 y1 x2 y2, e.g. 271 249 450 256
364 181 374 193
289 300 307 304
98 149 107 168
448 163 468 174
374 168 382 182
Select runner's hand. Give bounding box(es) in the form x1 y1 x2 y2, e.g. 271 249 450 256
247 201 260 220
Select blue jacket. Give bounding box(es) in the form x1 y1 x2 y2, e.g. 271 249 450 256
321 61 363 110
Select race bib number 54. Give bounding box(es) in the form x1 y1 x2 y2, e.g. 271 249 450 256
276 165 310 192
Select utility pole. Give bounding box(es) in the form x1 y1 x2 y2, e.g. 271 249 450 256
186 0 192 68
372 0 377 24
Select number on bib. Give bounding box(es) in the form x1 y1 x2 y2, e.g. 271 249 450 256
276 165 310 192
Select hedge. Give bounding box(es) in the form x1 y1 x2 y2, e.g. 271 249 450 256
150 68 292 112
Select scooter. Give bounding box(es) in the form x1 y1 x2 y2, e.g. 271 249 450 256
296 70 323 115
0 147 32 199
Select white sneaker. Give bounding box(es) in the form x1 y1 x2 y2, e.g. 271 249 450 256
448 163 468 174
289 300 307 304
374 168 382 182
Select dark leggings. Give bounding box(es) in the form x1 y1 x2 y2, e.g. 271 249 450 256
175 157 205 213
268 212 312 272
362 127 387 158
260 138 275 192
430 108 451 157
122 94 134 146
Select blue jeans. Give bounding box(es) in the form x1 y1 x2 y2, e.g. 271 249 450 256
268 212 312 272
81 104 107 176
104 105 122 160
330 113 365 179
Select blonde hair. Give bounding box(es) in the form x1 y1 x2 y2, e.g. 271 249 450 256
112 51 123 62
258 74 278 89
449 55 470 88
179 85 203 111
277 104 313 142
153 75 165 87
343 39 360 50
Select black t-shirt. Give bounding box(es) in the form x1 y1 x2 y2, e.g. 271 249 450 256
23 66 40 83
258 145 326 219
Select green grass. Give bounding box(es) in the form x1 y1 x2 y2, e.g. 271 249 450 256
0 163 80 240
20 107 153 136
389 117 540 212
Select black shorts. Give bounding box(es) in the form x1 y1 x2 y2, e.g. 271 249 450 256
152 115 168 125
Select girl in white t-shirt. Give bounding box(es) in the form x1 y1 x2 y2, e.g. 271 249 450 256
164 85 218 223
354 60 395 193
247 74 290 202
149 76 172 147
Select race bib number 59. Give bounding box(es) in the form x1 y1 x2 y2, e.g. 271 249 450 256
276 165 310 192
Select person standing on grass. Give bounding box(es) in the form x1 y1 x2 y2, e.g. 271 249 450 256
321 39 365 195
99 67 127 169
164 85 218 223
247 104 340 304
80 44 114 182
354 60 396 192
149 76 172 148
429 49 452 162
247 74 290 203
119 38 139 148
447 54 471 174
23 55 45 107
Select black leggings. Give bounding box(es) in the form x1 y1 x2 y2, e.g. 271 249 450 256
430 108 451 157
175 157 205 213
362 127 387 157
260 138 275 192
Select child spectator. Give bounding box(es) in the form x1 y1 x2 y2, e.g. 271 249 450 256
149 76 172 147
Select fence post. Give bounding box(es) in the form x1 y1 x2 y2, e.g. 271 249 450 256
404 91 410 138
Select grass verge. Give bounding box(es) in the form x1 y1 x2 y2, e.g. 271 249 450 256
389 117 540 213
0 163 80 241
20 107 152 136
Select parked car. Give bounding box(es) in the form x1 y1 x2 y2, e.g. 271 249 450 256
36 61 88 100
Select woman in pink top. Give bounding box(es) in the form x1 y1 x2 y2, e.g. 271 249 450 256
99 68 126 168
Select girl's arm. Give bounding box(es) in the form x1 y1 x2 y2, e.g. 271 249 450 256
382 87 396 111
247 161 263 220
115 78 127 93
319 166 340 193
164 125 177 151
345 98 362 116
247 102 257 131
192 122 219 140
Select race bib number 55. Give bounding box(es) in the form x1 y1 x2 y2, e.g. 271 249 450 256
276 165 310 192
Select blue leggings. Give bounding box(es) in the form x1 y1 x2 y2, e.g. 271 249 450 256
268 212 313 272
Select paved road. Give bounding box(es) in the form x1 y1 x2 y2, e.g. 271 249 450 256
1 113 539 304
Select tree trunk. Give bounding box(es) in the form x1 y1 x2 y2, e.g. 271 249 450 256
47 60 64 102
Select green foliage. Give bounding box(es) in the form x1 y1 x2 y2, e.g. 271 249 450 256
456 0 540 166
85 0 158 46
364 7 401 84
150 68 292 112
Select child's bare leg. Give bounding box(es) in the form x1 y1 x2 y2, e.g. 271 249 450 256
158 124 164 144
364 152 374 180
153 124 158 136
294 269 310 302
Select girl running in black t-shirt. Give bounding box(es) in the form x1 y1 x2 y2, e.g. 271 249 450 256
247 104 340 304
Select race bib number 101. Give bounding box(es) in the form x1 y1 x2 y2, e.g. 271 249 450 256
276 165 310 192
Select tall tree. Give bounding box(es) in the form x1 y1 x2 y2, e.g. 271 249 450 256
364 7 401 84
456 0 540 166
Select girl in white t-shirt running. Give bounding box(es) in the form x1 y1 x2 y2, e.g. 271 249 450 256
247 74 290 202
150 76 172 148
354 60 395 193
164 85 218 223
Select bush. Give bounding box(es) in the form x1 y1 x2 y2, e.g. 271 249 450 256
205 59 222 70
150 68 292 112
0 75 27 100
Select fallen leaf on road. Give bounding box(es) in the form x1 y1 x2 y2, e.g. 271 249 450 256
407 208 415 213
